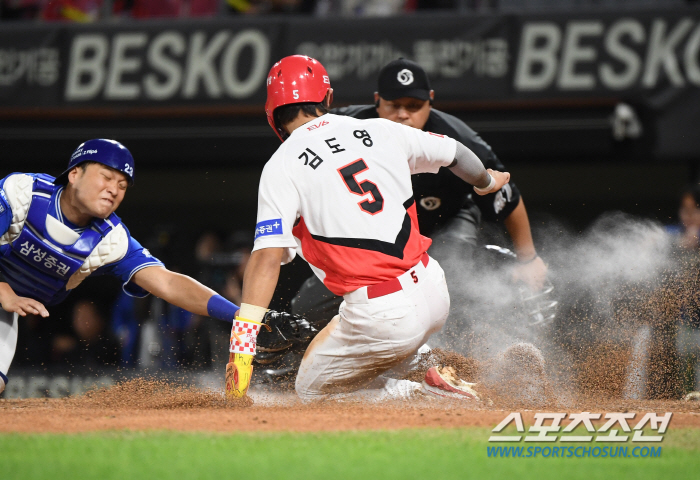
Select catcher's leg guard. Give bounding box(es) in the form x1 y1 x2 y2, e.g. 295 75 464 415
225 317 263 399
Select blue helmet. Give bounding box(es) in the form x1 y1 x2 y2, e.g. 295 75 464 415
56 139 135 186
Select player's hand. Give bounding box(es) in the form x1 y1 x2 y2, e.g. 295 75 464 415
512 255 548 292
474 169 510 196
0 293 49 317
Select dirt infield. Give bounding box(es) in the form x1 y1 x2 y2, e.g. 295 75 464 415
2 379 700 433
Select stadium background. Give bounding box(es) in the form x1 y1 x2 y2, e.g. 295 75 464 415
2 0 700 399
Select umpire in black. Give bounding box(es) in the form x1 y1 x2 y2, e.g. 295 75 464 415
288 58 547 346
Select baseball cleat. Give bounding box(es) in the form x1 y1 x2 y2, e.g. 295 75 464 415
684 391 700 402
421 366 480 400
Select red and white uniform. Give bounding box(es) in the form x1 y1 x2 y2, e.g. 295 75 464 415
254 113 456 293
254 113 458 400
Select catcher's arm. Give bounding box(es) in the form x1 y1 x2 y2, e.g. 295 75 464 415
505 199 548 291
132 266 240 321
133 266 215 316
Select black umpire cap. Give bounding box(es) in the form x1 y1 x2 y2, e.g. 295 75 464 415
377 58 432 101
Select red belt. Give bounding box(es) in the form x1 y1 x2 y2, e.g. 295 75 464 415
366 253 429 299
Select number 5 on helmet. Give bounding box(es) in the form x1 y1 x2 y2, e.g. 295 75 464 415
225 317 263 399
265 55 332 142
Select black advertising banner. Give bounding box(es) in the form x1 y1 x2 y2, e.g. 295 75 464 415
0 25 65 107
0 15 512 110
511 10 700 99
0 19 286 108
1 8 700 111
509 10 700 158
287 14 513 104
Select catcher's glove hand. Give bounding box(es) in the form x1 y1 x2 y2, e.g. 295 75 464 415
254 311 317 365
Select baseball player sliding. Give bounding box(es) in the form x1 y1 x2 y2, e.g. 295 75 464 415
281 58 549 376
226 55 509 401
0 139 242 396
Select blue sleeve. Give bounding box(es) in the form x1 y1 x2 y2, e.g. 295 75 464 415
94 235 164 298
0 175 14 237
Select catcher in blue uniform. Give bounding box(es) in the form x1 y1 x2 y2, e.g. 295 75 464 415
0 139 242 395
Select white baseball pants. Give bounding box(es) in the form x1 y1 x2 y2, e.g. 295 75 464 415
295 255 450 401
0 310 18 394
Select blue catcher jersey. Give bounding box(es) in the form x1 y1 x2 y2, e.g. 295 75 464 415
0 173 163 306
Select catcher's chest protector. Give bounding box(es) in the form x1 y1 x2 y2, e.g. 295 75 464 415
0 174 127 305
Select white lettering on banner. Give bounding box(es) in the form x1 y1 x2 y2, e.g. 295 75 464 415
106 33 148 100
65 34 109 100
183 31 229 98
64 29 270 102
298 38 508 81
220 29 270 98
515 23 561 90
515 16 700 91
296 41 407 79
0 48 60 87
2 375 115 399
145 32 186 100
642 18 694 88
684 24 700 84
600 20 645 90
414 38 508 78
558 21 604 90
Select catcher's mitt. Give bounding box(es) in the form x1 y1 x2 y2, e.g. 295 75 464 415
254 310 317 365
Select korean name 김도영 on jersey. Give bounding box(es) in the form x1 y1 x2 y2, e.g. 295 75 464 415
253 114 457 296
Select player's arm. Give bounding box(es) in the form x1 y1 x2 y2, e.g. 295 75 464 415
225 157 299 398
504 199 548 291
448 142 510 194
240 158 299 314
393 122 509 193
131 266 239 321
222 246 285 399
240 247 284 312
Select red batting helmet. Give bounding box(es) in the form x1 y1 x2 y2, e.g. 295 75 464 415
265 55 332 142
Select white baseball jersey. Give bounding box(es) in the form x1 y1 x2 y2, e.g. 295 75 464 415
254 113 457 296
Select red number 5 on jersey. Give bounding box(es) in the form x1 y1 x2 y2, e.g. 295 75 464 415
338 159 385 215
